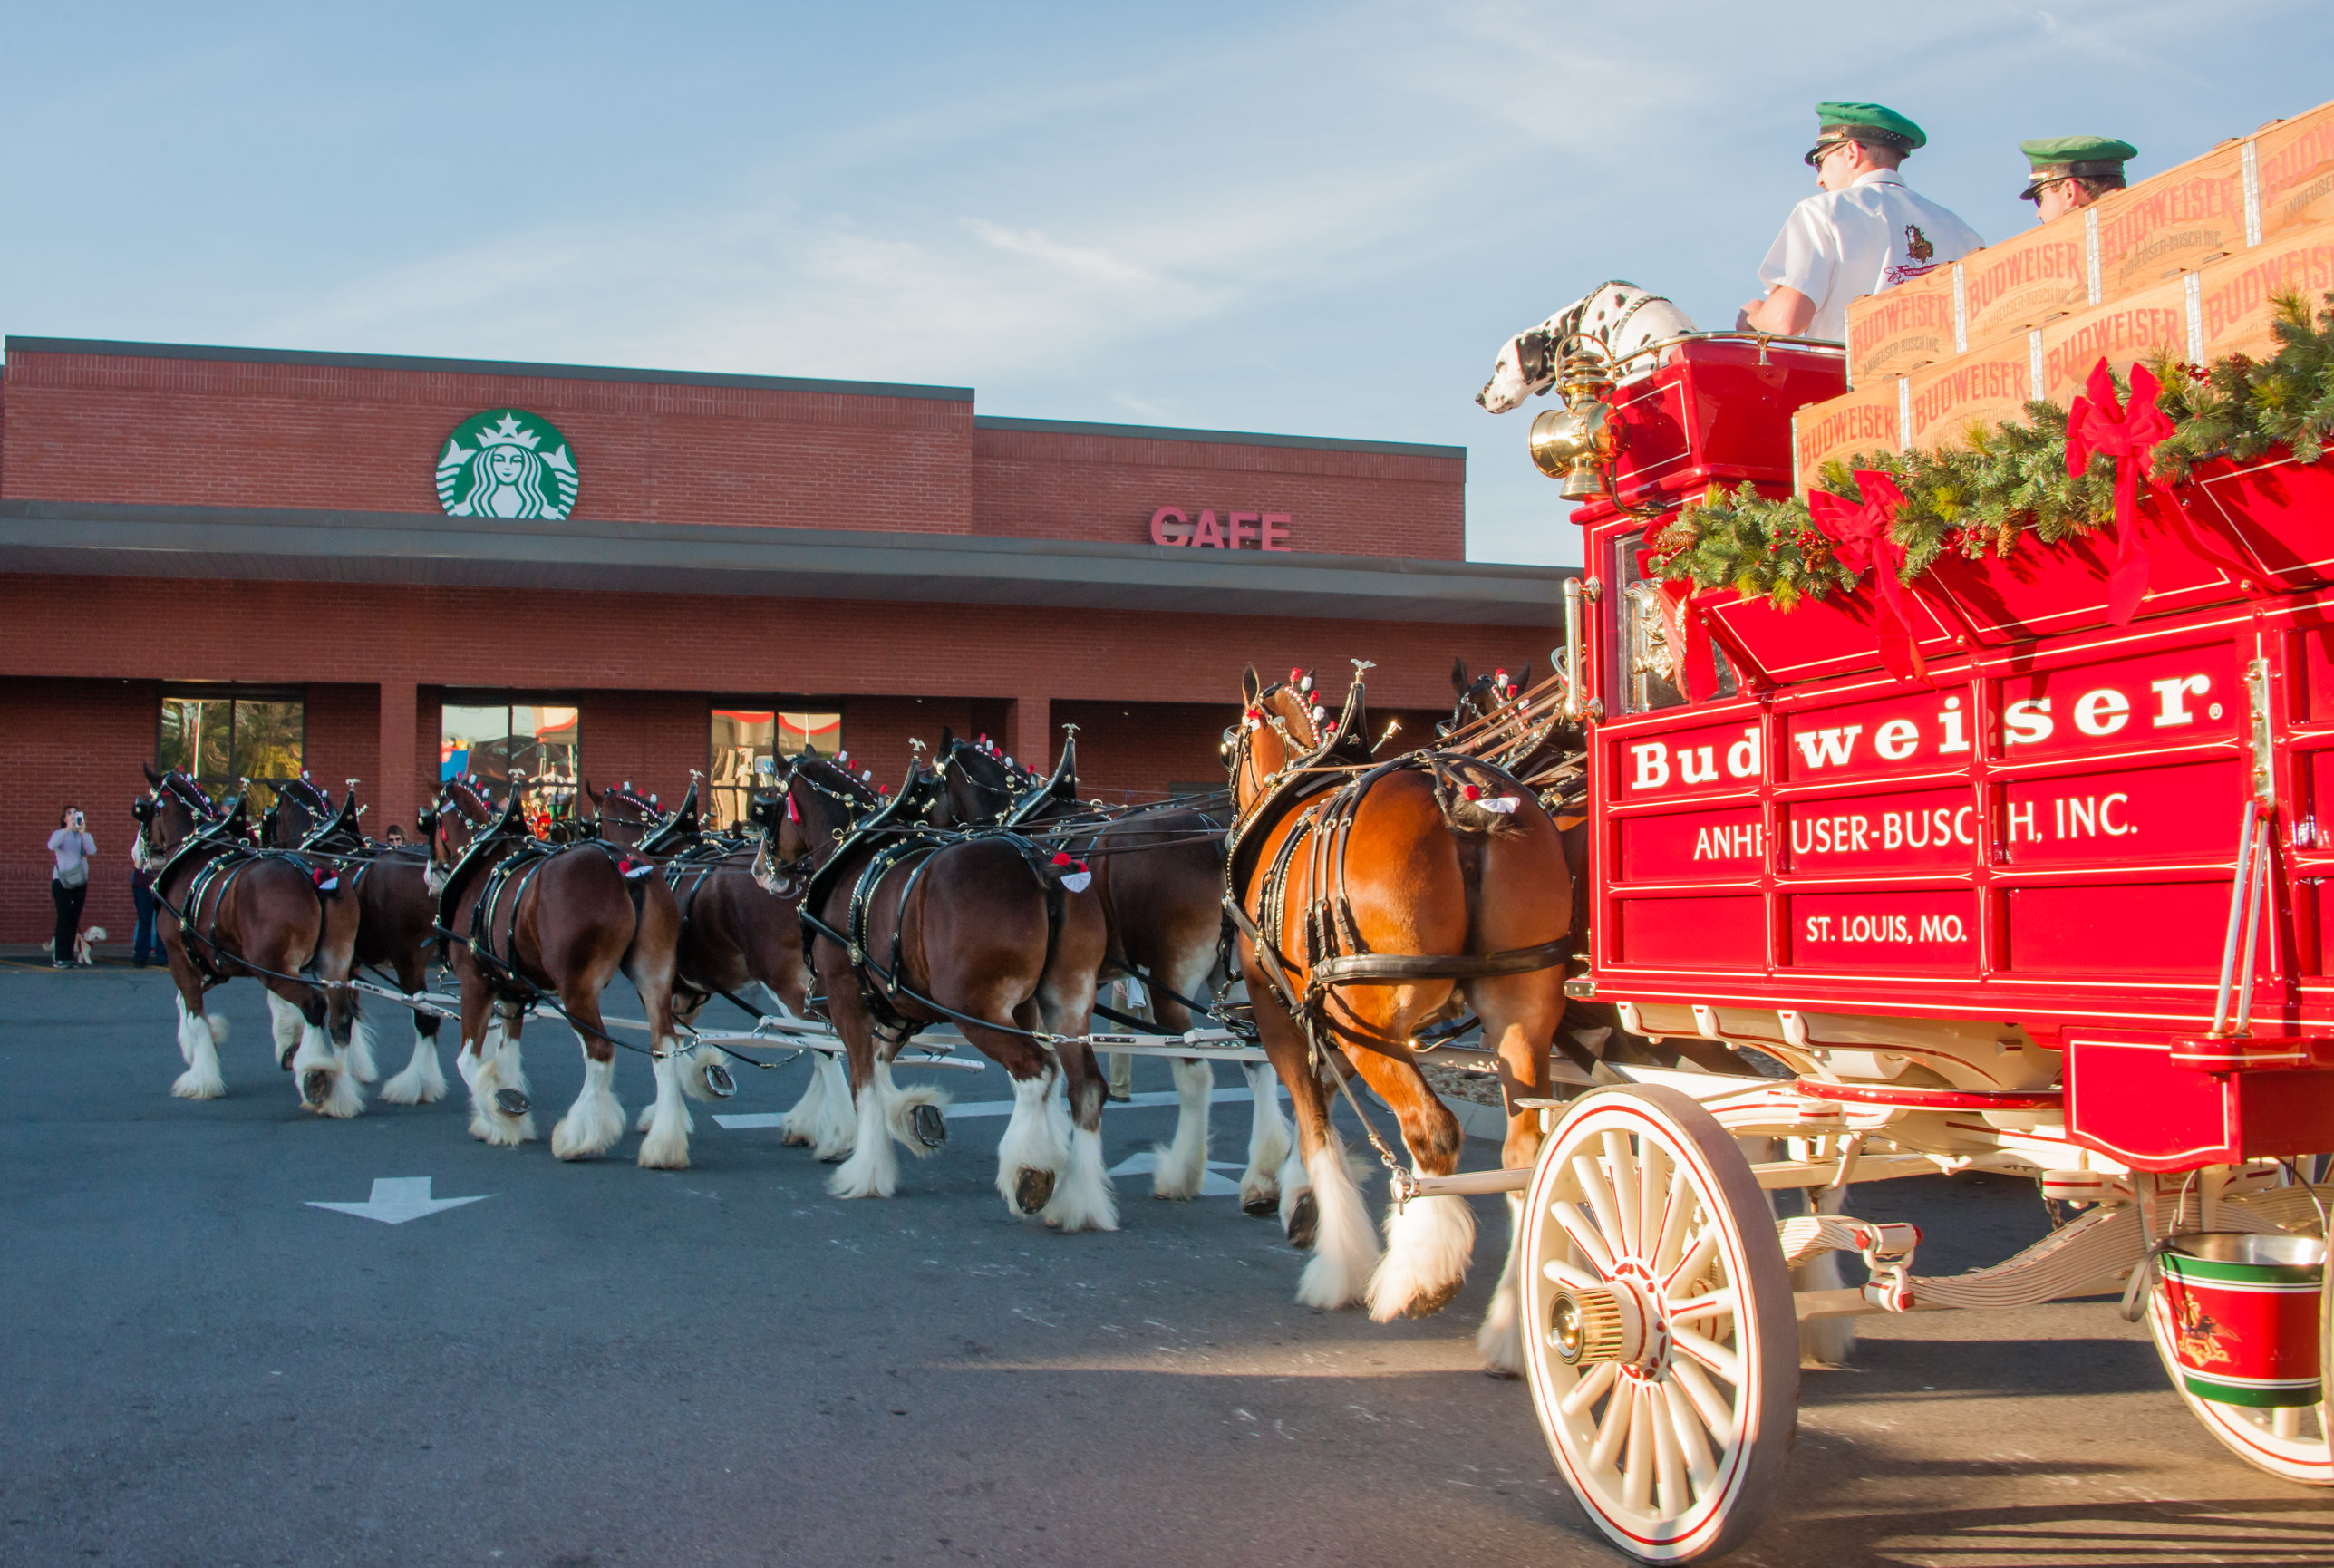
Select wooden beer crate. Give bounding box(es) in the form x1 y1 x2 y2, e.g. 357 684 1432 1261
2253 99 2334 244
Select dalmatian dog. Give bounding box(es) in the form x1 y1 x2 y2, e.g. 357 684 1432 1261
1476 280 1698 413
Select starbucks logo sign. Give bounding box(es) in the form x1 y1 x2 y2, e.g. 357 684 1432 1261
436 410 581 521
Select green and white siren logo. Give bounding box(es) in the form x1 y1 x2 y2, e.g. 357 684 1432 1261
435 410 580 521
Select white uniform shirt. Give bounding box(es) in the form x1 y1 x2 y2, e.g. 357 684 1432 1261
1758 169 1984 343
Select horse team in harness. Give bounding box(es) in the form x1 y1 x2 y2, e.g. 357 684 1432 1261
127 661 1588 1369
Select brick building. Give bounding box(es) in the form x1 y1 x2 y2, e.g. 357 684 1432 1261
0 336 1565 943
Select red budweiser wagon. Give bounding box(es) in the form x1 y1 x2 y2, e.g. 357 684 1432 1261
1489 326 2334 1562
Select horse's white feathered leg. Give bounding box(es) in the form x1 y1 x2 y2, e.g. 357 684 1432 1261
266 992 304 1068
1041 1123 1119 1233
828 1070 899 1199
380 1023 445 1105
1477 1194 1527 1376
778 1055 831 1147
994 1070 1066 1216
1295 1140 1380 1309
1367 1186 1476 1322
555 1052 627 1160
879 1057 950 1160
293 1019 363 1119
637 1044 692 1169
1150 1056 1214 1200
344 1016 378 1084
171 994 227 1099
1241 1063 1291 1213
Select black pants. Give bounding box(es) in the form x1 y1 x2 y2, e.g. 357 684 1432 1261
52 879 88 963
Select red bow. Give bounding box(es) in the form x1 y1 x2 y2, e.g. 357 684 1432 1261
2066 359 2176 625
1808 470 1927 684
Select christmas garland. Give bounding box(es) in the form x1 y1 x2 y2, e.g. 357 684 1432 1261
1651 290 2334 605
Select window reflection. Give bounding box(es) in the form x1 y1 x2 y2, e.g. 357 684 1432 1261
441 701 580 821
159 692 305 806
711 708 839 829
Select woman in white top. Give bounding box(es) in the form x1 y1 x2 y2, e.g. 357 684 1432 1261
48 805 96 968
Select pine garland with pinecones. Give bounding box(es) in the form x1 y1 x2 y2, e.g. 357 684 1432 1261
1651 290 2334 605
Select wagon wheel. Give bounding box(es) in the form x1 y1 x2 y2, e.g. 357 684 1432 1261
1519 1085 1799 1563
2144 1214 2334 1486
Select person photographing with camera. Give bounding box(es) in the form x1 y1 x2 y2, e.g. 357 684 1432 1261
48 805 96 969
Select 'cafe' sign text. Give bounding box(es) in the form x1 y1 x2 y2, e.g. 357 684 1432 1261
1149 508 1293 550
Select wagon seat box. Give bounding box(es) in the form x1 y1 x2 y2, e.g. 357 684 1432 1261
1498 299 2334 1563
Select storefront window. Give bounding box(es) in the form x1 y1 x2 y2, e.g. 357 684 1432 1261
710 708 839 829
442 701 581 820
159 691 305 806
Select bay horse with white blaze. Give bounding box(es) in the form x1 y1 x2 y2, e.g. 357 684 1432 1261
263 774 448 1104
426 776 711 1166
134 766 371 1116
778 754 1115 1226
1226 666 1570 1372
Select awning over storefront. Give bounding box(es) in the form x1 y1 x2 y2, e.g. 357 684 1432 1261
0 500 1570 625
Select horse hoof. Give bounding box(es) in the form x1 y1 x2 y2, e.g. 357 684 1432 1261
300 1069 333 1108
494 1087 532 1118
1014 1166 1056 1215
910 1104 948 1148
1286 1192 1320 1250
1402 1278 1467 1320
818 1151 847 1165
279 1044 300 1071
1242 1195 1278 1218
705 1063 737 1099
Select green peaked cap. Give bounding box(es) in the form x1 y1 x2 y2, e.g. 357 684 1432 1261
2020 134 2137 171
1815 102 1926 150
2019 135 2136 198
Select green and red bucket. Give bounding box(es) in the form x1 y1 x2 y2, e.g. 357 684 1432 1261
2156 1233 2328 1408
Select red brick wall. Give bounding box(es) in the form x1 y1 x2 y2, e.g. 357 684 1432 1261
973 423 1464 561
0 679 158 948
0 574 1550 938
1 349 974 534
303 683 379 804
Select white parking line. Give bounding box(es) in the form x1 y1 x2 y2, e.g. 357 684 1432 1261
714 1083 1281 1130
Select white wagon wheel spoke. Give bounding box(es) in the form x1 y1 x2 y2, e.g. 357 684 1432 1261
1520 1087 1798 1563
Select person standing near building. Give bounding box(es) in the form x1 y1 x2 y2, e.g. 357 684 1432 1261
2020 135 2135 224
48 806 96 969
1738 102 1984 343
131 844 160 968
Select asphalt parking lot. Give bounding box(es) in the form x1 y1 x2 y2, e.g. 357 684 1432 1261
2 964 2328 1567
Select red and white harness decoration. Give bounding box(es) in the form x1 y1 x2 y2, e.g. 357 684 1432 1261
1050 850 1092 894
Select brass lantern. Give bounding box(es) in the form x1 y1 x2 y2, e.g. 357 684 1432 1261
1528 364 1620 500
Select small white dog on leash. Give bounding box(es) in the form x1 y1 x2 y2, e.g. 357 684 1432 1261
40 926 109 966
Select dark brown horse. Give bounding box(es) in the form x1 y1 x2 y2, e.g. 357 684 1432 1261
135 766 369 1116
592 779 836 1148
264 775 448 1104
778 755 1114 1226
426 777 704 1166
1226 666 1570 1370
931 730 1291 1208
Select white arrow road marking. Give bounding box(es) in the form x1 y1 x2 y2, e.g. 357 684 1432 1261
714 1083 1284 1131
1106 1149 1245 1197
306 1177 491 1225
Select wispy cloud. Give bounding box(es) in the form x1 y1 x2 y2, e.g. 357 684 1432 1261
6 0 2328 566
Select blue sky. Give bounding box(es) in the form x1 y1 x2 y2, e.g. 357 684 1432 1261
3 2 2327 565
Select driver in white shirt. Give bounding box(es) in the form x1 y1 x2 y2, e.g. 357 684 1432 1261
1738 102 1984 343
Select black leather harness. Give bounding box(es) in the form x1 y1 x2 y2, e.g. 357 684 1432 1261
1224 682 1568 1060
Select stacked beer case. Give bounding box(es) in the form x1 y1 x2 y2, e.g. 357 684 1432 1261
1795 100 2334 487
